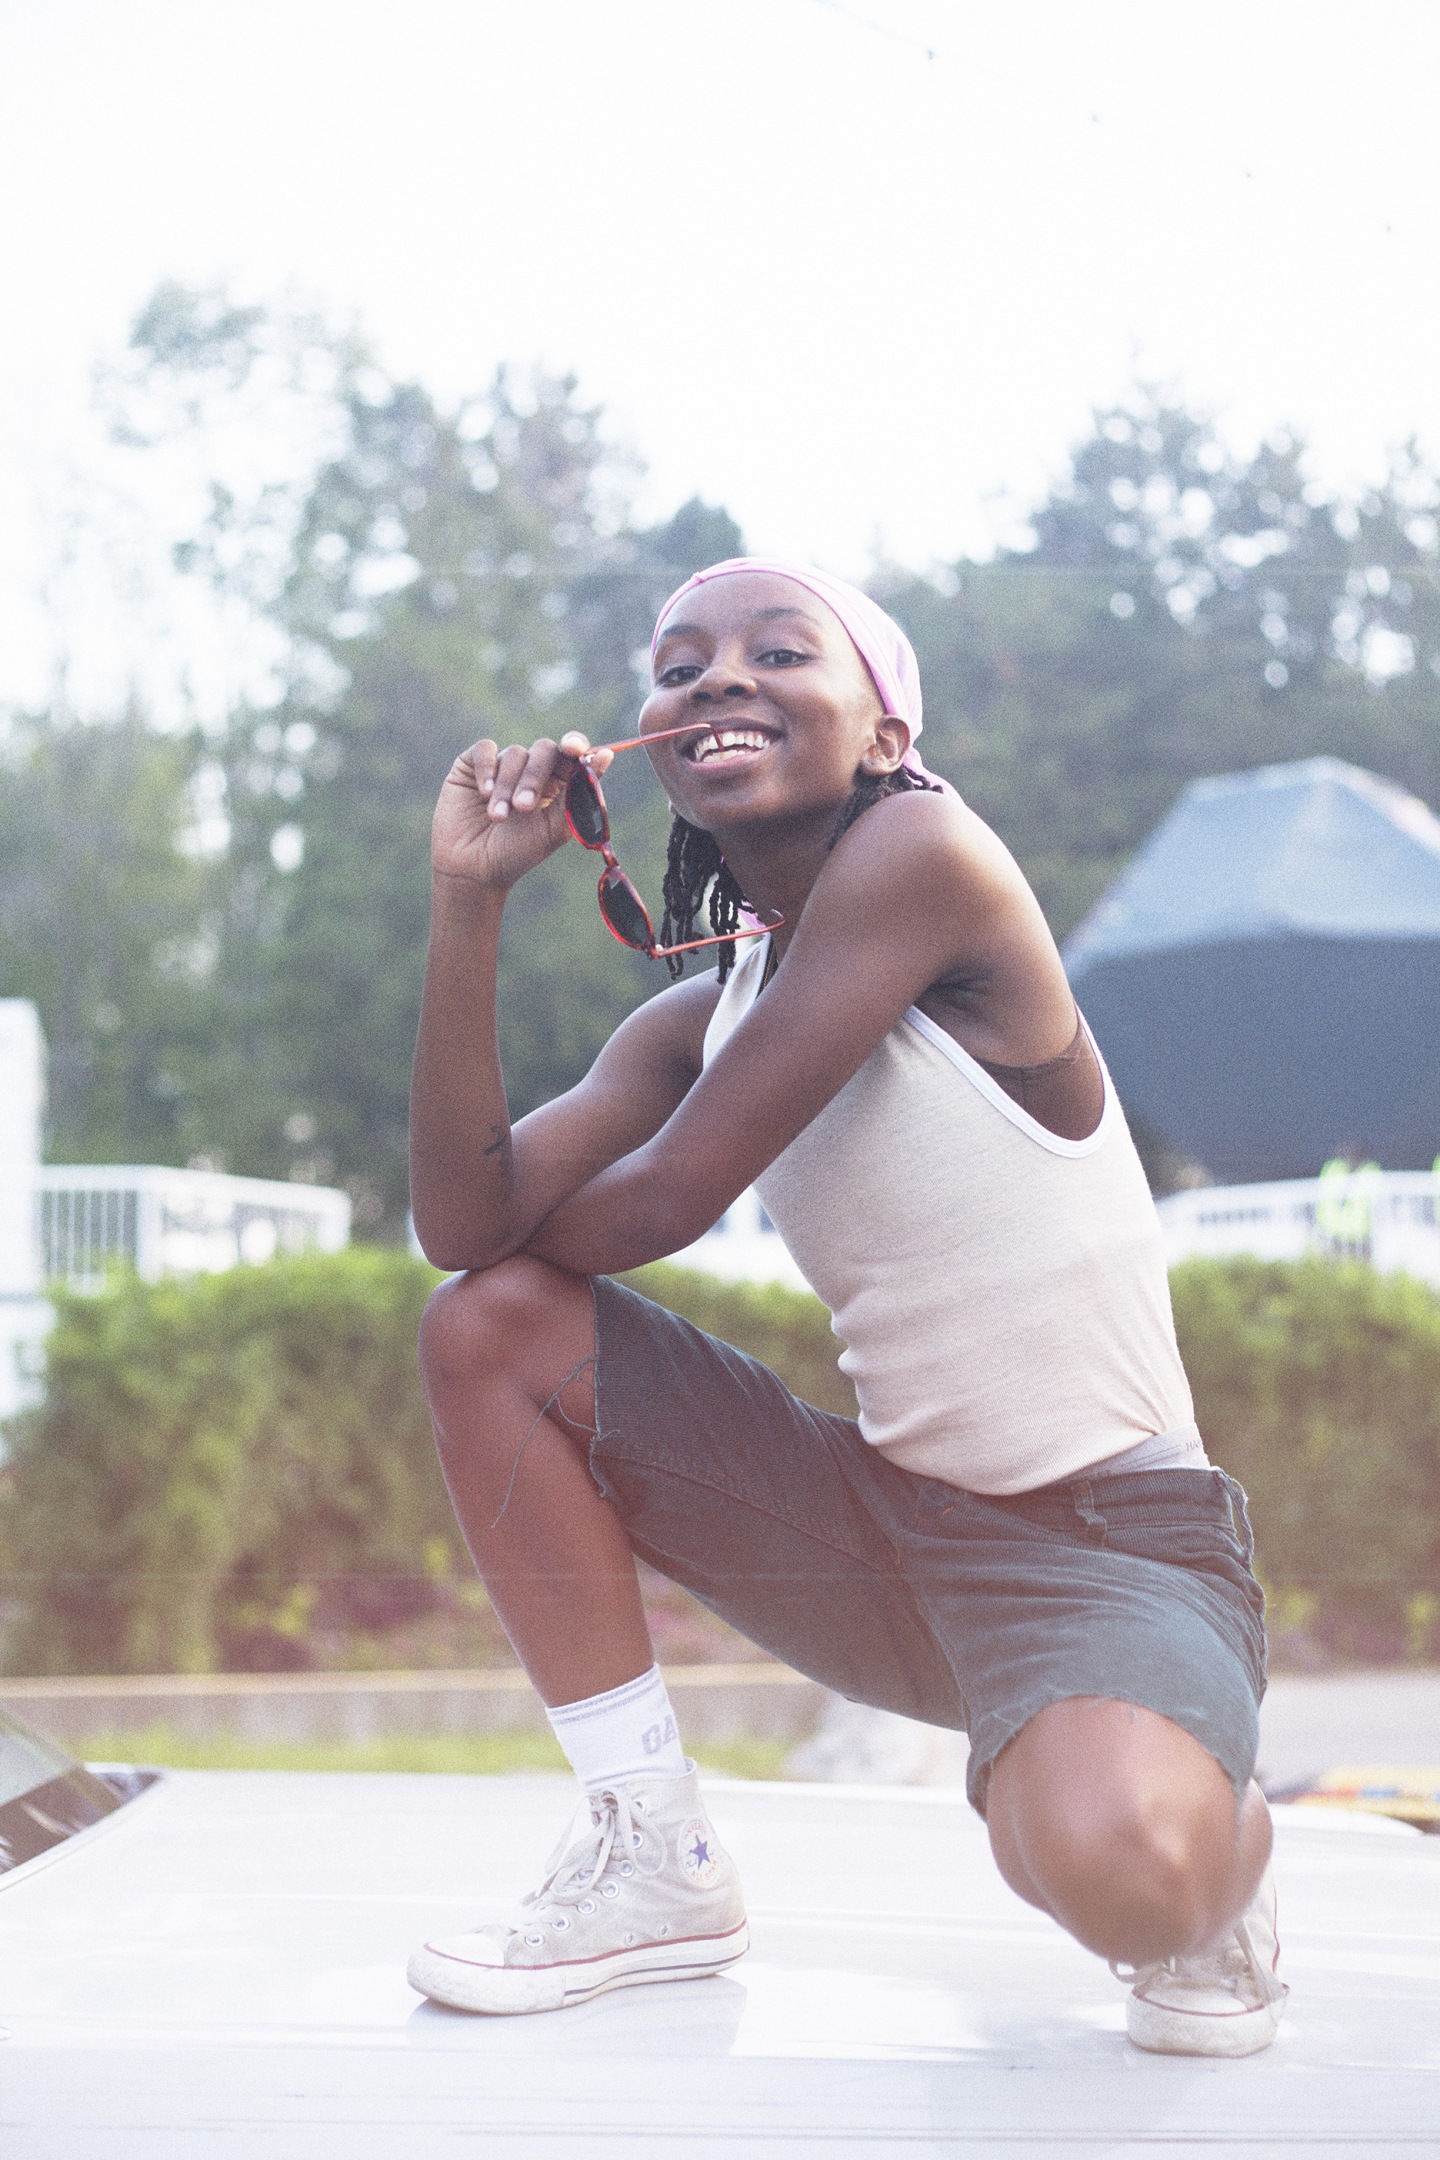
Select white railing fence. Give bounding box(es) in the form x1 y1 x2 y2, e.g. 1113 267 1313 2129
1156 1170 1440 1285
34 1167 351 1291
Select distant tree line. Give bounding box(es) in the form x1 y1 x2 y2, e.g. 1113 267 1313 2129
4 284 1440 1234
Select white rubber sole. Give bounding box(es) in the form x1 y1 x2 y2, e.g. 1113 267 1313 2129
1127 1992 1283 2057
407 1918 750 2015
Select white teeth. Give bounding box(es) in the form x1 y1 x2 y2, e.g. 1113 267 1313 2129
691 729 771 763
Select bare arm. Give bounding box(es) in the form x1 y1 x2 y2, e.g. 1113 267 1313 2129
522 790 1078 1275
409 728 719 1270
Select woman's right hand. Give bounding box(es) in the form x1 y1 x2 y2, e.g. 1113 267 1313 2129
431 730 612 891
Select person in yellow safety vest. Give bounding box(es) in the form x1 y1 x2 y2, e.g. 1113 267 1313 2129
1316 1154 1382 1248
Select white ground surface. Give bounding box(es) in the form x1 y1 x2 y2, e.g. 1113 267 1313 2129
1 1769 1437 2155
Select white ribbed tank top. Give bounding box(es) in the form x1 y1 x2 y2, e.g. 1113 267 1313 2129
703 938 1201 1496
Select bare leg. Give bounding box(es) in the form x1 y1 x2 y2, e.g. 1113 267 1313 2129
986 1697 1273 1966
419 1257 652 1704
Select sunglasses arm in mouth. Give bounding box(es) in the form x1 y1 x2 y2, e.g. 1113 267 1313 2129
579 720 715 758
563 742 783 961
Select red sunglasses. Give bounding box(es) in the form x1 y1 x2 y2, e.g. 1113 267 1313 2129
564 722 783 960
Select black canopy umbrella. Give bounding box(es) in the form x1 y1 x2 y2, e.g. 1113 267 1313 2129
1064 757 1440 1183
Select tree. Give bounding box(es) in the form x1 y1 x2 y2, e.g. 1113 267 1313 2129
0 709 220 1165
111 289 742 1230
877 394 1440 938
21 308 1440 1228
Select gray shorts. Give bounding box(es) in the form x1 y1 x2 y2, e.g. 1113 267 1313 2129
587 1277 1267 1815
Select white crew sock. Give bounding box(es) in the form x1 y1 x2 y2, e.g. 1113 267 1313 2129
546 1663 688 1790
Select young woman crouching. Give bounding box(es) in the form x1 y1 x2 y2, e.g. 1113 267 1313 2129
405 560 1284 2055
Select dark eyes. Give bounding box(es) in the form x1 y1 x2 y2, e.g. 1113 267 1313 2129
655 646 808 688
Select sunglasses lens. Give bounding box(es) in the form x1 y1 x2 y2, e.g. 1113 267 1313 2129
566 767 609 847
598 871 654 952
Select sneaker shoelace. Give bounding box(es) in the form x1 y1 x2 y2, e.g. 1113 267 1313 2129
518 1786 659 1936
1111 1912 1284 2006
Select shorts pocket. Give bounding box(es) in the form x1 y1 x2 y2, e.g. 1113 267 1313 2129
1083 1475 1268 1653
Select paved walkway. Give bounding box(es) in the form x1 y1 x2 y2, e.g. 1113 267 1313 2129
1256 1669 1440 1785
4 1664 1435 1787
791 1670 1440 1789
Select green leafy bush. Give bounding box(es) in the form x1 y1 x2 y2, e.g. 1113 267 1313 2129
1171 1256 1440 1663
0 1250 448 1675
3 1250 1436 1676
0 1254 850 1677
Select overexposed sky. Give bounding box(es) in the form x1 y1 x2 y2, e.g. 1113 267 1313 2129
2 0 1439 712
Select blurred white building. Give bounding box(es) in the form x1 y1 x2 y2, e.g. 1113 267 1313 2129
668 1185 809 1291
0 1002 50 1427
0 1001 349 1423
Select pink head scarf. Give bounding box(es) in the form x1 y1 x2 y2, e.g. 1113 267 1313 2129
650 556 956 796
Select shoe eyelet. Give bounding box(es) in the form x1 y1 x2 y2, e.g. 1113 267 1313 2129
601 1882 619 1898
620 1861 634 1876
657 1924 670 1937
631 1831 644 1847
524 1932 543 1948
623 1932 635 1946
578 1898 596 1915
552 1915 570 1931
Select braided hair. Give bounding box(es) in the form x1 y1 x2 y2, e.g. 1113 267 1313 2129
658 761 938 983
658 820 749 983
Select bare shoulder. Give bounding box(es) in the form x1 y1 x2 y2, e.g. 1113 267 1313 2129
814 787 1074 1060
820 786 1033 919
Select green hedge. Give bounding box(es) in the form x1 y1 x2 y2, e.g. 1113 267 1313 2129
1171 1257 1440 1662
0 1250 448 1676
1 1252 1436 1675
0 1254 849 1678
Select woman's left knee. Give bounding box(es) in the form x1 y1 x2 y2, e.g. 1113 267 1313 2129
992 1786 1232 1961
987 1704 1251 1959
1067 1791 1229 1946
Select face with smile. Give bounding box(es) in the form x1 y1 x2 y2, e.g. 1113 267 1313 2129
640 573 911 842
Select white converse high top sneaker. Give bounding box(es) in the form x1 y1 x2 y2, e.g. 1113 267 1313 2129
1119 1867 1288 2056
407 1764 748 2015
